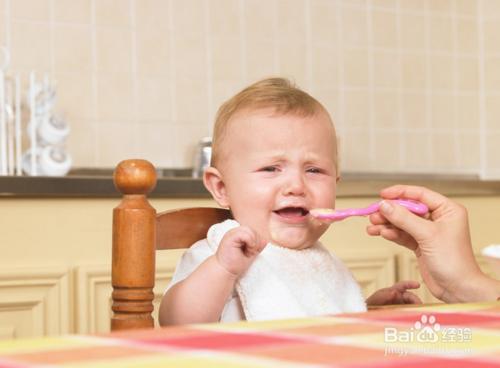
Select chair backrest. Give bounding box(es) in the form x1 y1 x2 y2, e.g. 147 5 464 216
111 159 231 331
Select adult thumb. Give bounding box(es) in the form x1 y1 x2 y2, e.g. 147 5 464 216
379 200 430 241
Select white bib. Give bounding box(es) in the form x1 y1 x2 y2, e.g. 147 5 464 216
207 220 367 321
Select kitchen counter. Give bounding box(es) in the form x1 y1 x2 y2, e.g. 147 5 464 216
1 169 500 198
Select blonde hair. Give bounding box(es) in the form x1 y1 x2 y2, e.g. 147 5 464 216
211 77 335 168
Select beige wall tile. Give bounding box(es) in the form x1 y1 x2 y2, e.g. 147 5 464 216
373 50 399 88
211 36 243 81
311 45 338 87
53 24 92 73
276 0 307 43
430 53 454 90
277 41 307 86
96 122 137 167
401 52 426 89
244 0 274 41
457 131 480 171
457 56 478 90
457 19 477 54
94 0 131 27
313 88 339 124
53 71 96 120
0 0 496 175
483 56 500 92
404 131 431 170
10 21 51 70
11 0 50 21
430 94 454 129
401 92 427 130
95 27 133 74
398 0 425 11
482 0 500 16
0 14 6 46
341 129 372 171
454 0 477 16
485 95 500 130
67 119 97 167
400 14 426 50
135 25 169 76
485 132 500 171
53 0 91 23
174 34 206 79
133 121 176 168
172 0 205 37
168 123 207 167
209 0 240 37
210 79 246 126
343 48 369 87
373 130 402 171
431 131 457 169
429 15 452 52
371 0 397 8
96 73 134 121
310 0 338 46
244 39 277 82
373 91 399 129
344 89 369 129
428 0 453 13
456 94 479 130
371 9 397 49
174 76 208 125
483 19 500 56
135 75 171 121
341 5 368 47
135 0 169 30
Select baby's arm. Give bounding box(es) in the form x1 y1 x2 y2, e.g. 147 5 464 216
366 280 422 306
159 226 266 325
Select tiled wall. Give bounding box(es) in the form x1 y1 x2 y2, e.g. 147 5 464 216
0 0 498 177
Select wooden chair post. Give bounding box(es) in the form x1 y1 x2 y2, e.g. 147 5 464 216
111 159 157 331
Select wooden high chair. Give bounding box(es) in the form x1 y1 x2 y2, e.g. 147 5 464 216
111 159 231 331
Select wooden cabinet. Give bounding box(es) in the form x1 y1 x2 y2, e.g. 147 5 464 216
0 196 498 338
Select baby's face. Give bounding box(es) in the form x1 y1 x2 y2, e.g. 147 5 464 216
218 108 337 249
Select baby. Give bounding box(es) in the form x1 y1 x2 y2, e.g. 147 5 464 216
159 78 420 325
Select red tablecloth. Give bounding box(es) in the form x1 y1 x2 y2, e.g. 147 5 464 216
0 301 499 367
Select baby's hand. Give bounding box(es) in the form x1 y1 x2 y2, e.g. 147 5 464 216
215 226 267 277
366 280 422 306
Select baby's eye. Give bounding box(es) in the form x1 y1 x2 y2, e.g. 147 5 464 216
306 167 322 174
260 166 279 172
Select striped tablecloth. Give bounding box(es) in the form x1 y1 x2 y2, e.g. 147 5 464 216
0 301 499 367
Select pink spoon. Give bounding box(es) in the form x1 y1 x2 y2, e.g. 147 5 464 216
310 199 428 222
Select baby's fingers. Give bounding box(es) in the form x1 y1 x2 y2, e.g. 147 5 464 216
237 226 266 257
393 280 421 292
403 291 422 304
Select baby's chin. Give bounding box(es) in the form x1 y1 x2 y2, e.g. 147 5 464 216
269 228 317 250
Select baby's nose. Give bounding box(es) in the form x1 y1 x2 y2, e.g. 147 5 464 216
283 172 306 196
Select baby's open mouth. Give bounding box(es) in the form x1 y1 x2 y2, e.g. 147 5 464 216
274 207 309 218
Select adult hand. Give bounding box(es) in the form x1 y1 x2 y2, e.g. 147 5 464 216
366 185 500 302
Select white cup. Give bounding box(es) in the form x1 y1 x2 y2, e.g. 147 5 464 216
22 146 72 176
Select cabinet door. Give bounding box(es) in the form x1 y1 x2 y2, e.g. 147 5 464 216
0 267 70 340
337 249 397 298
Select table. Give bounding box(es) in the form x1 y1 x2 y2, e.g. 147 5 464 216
0 301 499 367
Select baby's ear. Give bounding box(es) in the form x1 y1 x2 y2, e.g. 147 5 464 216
203 167 230 208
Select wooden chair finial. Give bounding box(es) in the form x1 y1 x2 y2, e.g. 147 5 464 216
114 159 157 195
111 159 157 331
